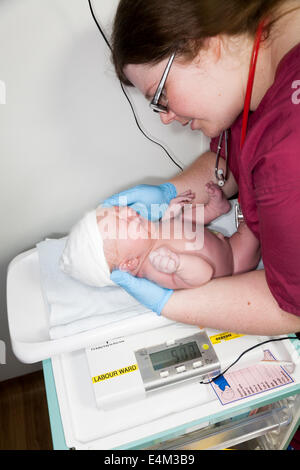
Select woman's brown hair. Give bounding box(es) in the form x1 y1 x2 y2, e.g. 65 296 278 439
112 0 291 85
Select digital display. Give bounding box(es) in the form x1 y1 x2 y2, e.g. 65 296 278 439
149 341 202 371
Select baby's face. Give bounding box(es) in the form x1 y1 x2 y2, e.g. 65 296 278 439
97 206 155 272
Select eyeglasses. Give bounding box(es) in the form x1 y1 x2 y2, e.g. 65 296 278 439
150 51 176 113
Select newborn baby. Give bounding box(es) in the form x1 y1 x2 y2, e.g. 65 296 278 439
60 183 260 289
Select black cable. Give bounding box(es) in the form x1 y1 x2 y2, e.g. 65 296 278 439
201 336 294 385
88 0 111 50
87 0 183 172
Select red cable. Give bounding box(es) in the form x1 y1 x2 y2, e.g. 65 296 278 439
238 20 265 203
240 20 265 150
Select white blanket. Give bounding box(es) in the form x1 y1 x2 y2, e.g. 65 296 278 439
37 238 150 339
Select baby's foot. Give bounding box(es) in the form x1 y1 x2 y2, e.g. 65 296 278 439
205 181 231 218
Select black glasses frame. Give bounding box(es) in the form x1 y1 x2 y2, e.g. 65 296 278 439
150 52 176 113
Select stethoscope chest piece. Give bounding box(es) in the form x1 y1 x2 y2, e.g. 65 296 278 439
235 202 244 229
215 130 229 188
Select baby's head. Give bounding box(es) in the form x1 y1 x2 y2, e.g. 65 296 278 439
60 205 155 287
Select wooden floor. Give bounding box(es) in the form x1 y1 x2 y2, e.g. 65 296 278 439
0 371 53 450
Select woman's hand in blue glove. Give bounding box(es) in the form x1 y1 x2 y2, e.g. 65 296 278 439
101 183 177 221
110 270 173 315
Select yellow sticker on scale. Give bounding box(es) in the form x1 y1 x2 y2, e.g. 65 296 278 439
92 363 139 383
209 332 244 345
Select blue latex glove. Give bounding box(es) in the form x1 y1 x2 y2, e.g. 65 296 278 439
110 270 173 315
101 182 177 221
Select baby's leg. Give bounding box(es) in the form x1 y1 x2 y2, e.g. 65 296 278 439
175 253 214 287
163 183 230 227
180 182 231 225
149 246 213 288
204 182 231 224
228 222 261 274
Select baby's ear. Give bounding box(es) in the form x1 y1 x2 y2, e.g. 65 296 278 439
119 257 140 273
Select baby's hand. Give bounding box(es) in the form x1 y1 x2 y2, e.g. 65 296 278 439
149 247 180 274
162 190 195 221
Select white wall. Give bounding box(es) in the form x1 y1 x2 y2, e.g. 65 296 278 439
0 0 209 381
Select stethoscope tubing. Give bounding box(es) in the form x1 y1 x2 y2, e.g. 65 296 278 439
215 20 265 190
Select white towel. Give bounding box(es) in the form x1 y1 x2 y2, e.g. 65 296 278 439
37 238 150 339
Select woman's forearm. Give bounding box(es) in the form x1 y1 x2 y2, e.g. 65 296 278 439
162 269 300 335
169 151 238 203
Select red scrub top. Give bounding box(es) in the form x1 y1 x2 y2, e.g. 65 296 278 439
210 43 300 316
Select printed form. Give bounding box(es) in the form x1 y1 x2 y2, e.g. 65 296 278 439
211 350 294 405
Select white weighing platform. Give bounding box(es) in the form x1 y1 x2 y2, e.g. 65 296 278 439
7 248 300 450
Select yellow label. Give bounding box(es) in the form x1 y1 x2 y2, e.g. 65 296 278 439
209 332 244 345
92 363 139 383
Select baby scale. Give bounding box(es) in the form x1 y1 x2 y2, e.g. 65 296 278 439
85 324 264 410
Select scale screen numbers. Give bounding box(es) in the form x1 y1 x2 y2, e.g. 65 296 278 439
149 341 202 371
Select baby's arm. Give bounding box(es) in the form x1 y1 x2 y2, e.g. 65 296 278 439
161 190 195 221
163 183 231 226
149 247 213 288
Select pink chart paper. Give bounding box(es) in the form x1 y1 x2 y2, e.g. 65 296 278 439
211 350 294 406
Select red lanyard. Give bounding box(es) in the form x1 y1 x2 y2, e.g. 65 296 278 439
238 20 265 203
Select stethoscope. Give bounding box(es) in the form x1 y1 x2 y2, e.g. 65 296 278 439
215 129 229 188
214 20 265 228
